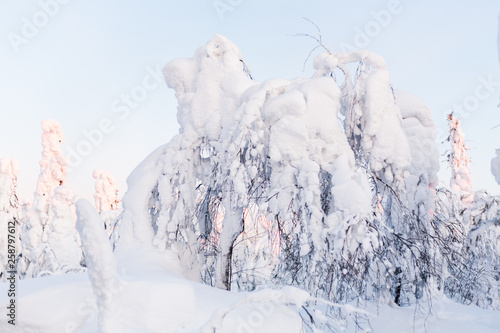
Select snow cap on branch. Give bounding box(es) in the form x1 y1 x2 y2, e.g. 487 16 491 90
163 34 255 146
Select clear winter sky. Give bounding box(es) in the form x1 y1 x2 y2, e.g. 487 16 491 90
1 0 499 204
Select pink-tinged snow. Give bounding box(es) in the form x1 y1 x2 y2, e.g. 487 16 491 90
1 247 500 332
37 119 67 200
448 114 473 203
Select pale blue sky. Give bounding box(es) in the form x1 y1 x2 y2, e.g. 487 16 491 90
1 0 499 203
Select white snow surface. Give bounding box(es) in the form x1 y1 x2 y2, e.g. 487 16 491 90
2 247 500 332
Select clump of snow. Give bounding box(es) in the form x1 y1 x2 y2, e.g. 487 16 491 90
75 199 120 332
491 149 500 185
396 90 440 219
116 144 168 249
362 69 411 183
46 186 82 273
498 11 500 63
163 34 255 147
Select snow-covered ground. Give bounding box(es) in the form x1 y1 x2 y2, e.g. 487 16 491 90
1 247 499 333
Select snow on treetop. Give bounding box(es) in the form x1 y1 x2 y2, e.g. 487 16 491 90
313 50 386 77
163 34 255 145
41 119 65 142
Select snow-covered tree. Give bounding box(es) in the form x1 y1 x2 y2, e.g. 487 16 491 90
444 190 500 309
447 113 473 205
19 119 69 278
93 169 121 239
104 33 500 318
492 149 500 185
0 158 22 281
93 169 120 213
40 186 84 274
114 35 447 309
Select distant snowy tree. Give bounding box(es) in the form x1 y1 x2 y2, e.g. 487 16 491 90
0 158 22 281
93 169 121 239
93 169 120 213
498 11 500 63
19 119 69 278
492 149 500 185
40 186 84 275
445 190 500 309
447 114 473 205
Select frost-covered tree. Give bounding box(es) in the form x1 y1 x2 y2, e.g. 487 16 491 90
111 35 500 319
93 169 121 239
447 113 473 205
114 34 447 308
0 158 22 281
19 119 69 278
39 186 84 275
93 169 120 213
444 190 500 309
